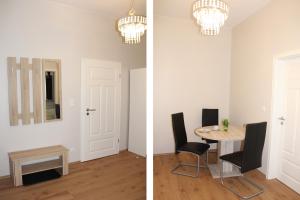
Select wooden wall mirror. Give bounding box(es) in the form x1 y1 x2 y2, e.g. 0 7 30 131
43 59 62 121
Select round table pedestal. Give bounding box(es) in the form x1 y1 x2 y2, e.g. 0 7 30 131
208 140 241 178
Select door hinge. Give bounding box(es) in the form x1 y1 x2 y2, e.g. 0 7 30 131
118 138 120 143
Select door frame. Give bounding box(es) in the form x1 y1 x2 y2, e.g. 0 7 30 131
267 50 300 179
80 58 122 162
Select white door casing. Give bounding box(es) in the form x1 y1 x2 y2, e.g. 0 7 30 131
268 52 300 194
81 59 121 162
277 59 300 194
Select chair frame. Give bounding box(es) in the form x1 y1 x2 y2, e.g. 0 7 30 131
220 160 264 199
202 108 219 163
171 151 208 178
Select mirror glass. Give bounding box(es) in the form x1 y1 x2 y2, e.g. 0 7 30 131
43 60 62 121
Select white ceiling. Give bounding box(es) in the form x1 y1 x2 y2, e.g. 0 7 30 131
154 0 271 27
50 0 271 28
50 0 146 18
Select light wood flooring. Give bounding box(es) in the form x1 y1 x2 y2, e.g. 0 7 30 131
154 153 300 200
0 151 146 200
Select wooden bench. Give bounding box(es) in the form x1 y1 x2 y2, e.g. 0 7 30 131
8 145 69 186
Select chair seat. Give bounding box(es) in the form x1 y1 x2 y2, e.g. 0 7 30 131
178 142 210 156
204 139 218 144
219 151 243 167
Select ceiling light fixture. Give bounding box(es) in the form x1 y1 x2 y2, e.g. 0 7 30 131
117 0 147 44
192 0 229 36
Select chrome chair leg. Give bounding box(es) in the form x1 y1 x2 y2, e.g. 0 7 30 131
171 152 207 178
196 154 200 176
220 160 224 184
206 151 209 166
219 160 264 199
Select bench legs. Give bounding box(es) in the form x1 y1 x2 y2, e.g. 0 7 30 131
10 153 69 187
13 161 22 187
62 152 69 175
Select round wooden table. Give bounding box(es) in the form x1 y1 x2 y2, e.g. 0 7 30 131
195 125 245 178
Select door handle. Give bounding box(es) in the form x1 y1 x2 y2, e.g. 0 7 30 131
278 116 285 125
86 108 96 116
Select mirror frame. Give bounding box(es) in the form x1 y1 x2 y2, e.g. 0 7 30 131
42 59 62 122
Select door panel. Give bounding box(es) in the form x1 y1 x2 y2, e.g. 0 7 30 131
81 59 121 161
90 138 115 152
106 86 115 133
283 88 298 154
90 86 101 135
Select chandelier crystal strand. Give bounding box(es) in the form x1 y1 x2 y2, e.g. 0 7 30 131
117 4 147 44
193 0 229 36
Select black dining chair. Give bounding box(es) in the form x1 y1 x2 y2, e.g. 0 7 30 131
202 108 219 144
219 122 267 199
202 108 219 163
171 112 210 177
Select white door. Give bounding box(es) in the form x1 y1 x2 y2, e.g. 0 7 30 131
81 59 121 162
128 68 146 157
278 59 300 194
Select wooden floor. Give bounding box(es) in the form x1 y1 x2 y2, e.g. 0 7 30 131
154 153 300 200
0 151 146 200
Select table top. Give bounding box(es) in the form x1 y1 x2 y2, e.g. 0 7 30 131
194 125 245 141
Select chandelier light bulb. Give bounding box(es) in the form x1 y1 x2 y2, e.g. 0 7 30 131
193 0 229 36
117 7 147 44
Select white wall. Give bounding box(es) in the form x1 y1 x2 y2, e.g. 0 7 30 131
0 0 146 176
129 68 146 157
230 0 300 174
154 15 232 154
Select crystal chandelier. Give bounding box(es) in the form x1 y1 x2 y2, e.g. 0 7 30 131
117 1 147 44
192 0 229 36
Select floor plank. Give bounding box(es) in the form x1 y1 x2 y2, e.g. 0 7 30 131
154 153 300 200
0 151 146 200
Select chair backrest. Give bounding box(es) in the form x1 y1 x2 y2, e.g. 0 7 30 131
202 109 219 127
241 122 267 173
171 112 187 151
